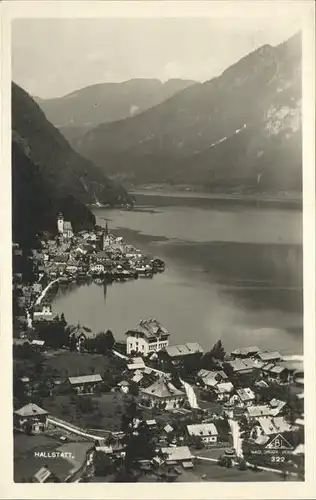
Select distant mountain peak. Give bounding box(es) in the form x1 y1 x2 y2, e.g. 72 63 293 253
72 33 301 194
36 78 197 140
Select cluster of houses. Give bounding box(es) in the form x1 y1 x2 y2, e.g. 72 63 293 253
41 216 165 284
16 317 304 462
12 215 166 337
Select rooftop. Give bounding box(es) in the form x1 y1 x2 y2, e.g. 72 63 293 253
164 424 174 433
68 374 102 385
165 342 203 358
126 318 170 339
131 373 143 383
68 324 94 339
226 359 253 373
257 351 282 361
231 346 260 356
31 340 45 346
247 405 274 418
141 378 184 399
161 446 193 462
14 403 48 417
269 365 286 374
258 416 292 436
236 387 255 401
187 423 218 437
33 466 55 483
216 382 234 393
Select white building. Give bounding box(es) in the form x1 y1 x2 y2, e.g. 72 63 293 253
187 423 218 445
258 416 293 436
33 304 53 322
125 318 170 356
236 387 256 406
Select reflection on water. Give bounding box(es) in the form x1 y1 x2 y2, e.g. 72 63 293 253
52 198 303 354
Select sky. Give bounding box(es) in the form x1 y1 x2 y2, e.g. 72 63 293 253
12 17 301 99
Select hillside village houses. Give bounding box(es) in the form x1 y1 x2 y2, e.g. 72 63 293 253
125 318 170 356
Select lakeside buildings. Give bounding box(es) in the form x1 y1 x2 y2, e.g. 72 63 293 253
12 219 305 481
125 318 170 356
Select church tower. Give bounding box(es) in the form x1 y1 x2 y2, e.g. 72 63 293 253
102 221 110 250
57 213 64 234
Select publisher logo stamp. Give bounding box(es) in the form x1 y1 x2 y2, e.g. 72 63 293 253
265 434 293 451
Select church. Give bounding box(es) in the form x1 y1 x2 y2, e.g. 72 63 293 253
57 213 73 239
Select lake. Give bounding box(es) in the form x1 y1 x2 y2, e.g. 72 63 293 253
52 193 303 355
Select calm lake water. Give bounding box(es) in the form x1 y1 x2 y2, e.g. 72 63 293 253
52 194 303 355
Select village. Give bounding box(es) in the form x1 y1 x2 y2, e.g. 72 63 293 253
12 215 305 483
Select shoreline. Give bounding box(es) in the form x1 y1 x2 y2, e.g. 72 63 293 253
128 189 302 206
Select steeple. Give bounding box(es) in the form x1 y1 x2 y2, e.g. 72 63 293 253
105 221 109 236
57 213 64 234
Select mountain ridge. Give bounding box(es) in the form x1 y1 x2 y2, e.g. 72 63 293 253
35 78 197 142
12 82 132 247
74 33 302 194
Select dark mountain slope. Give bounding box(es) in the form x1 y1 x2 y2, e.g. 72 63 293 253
12 138 96 248
75 33 301 193
12 82 131 206
36 78 197 143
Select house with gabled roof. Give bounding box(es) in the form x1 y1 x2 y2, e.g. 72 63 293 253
14 403 49 433
236 387 256 406
161 342 204 365
256 351 282 363
225 359 254 375
125 318 170 356
187 423 218 445
68 374 103 394
139 377 185 409
231 346 260 358
33 466 61 483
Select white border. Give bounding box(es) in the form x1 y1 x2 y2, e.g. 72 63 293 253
1 1 315 499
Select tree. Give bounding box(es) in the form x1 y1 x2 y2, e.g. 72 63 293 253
94 451 113 477
35 317 69 349
218 455 232 468
129 381 139 397
75 395 95 413
238 458 247 471
192 435 204 450
123 421 157 471
209 340 226 360
60 313 67 328
93 330 116 354
13 374 27 404
68 334 77 351
201 340 226 370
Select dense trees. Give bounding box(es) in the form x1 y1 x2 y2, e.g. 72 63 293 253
84 330 116 354
94 451 113 477
200 340 226 370
35 315 69 348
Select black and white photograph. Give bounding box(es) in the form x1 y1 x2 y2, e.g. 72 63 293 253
1 0 315 497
